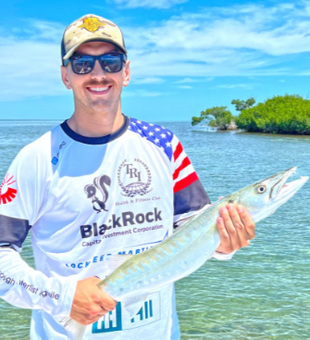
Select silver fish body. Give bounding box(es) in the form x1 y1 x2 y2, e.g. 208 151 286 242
100 167 308 300
101 206 219 300
63 167 308 339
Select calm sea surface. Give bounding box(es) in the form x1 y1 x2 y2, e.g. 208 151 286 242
0 120 309 340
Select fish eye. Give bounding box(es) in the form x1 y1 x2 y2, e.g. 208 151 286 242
257 185 267 194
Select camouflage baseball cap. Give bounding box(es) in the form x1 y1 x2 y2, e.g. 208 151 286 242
61 14 127 64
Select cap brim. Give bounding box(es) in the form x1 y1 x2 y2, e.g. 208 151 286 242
63 38 127 60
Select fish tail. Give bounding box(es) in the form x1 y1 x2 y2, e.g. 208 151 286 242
58 316 87 340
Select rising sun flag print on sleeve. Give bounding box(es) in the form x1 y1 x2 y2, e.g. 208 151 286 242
171 138 210 225
0 174 17 205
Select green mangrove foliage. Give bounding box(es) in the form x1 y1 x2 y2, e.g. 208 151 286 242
191 106 233 130
231 97 256 111
235 95 310 134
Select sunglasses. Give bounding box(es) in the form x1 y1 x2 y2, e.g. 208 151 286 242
64 53 127 75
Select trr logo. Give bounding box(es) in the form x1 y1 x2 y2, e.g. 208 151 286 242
117 158 152 197
125 163 142 182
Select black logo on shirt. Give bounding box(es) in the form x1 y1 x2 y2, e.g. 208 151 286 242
80 208 162 238
117 159 152 197
84 175 111 213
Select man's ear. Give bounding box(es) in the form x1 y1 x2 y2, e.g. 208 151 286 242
123 61 130 87
61 66 72 90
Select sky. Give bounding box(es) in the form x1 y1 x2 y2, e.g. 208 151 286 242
1 0 310 122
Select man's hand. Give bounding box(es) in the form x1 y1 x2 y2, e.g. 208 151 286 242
70 277 117 325
216 204 255 254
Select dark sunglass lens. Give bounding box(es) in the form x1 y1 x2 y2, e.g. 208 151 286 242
72 56 94 74
100 55 123 73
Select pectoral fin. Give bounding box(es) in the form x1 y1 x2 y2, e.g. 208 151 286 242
122 293 151 318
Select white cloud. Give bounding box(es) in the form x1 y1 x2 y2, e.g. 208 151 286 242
128 48 285 77
178 85 192 89
22 19 64 42
216 84 254 90
126 6 310 56
0 39 67 101
123 1 310 78
175 77 214 84
122 89 166 97
2 2 310 101
113 0 188 9
138 90 165 97
132 77 165 84
175 78 197 84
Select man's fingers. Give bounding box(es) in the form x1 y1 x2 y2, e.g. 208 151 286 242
237 205 256 239
97 289 117 311
217 215 236 253
216 217 230 246
99 302 116 314
78 314 105 326
71 304 112 325
219 207 240 251
70 277 117 325
216 203 256 254
226 204 250 248
97 309 110 317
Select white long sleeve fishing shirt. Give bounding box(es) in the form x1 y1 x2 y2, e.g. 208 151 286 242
0 116 228 339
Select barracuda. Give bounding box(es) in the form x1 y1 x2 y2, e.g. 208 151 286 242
62 167 308 339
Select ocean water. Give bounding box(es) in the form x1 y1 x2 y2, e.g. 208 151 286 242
0 120 309 340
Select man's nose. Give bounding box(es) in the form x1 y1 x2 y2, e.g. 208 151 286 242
90 60 107 78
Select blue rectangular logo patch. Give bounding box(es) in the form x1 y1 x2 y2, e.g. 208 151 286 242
92 302 122 333
92 293 160 334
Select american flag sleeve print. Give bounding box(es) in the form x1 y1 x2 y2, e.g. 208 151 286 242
172 136 210 228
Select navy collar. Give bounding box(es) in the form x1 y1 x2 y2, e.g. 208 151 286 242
61 115 129 145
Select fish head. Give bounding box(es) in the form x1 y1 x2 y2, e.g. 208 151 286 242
226 167 308 223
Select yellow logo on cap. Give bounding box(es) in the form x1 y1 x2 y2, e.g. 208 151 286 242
78 17 106 33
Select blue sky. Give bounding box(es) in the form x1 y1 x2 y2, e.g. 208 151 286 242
1 0 310 121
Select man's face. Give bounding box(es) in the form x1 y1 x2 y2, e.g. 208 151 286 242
61 41 130 114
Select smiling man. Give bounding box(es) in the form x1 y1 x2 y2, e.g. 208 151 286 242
0 14 255 340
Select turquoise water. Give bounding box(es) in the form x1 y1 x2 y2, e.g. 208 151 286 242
0 120 309 339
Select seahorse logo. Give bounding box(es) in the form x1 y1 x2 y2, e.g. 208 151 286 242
84 175 111 213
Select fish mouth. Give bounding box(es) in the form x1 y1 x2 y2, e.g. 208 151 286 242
270 167 308 204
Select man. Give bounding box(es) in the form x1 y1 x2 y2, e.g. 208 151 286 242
0 14 255 339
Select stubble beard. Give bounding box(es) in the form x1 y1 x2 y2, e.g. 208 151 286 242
75 79 122 115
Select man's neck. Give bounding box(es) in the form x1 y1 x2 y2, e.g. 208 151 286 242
67 107 124 138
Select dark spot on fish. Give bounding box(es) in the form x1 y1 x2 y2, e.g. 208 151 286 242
228 199 234 204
